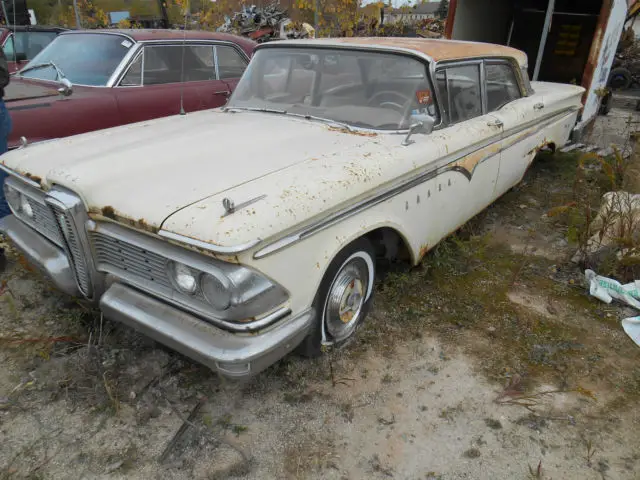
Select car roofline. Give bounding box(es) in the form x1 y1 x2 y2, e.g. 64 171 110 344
255 42 436 65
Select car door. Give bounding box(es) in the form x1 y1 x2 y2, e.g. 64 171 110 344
423 61 503 240
114 43 229 124
483 60 548 196
210 44 250 107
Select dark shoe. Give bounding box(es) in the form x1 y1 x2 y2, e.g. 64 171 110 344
0 247 6 275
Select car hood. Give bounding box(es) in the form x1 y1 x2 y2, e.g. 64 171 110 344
4 77 60 102
0 109 383 230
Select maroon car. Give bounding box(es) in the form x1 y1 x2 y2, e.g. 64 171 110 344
5 29 257 149
0 25 67 73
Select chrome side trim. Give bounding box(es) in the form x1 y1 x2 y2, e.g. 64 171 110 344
158 229 262 255
0 163 41 188
254 106 580 260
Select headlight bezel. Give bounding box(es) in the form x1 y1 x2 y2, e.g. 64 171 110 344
90 221 289 325
168 261 199 296
165 257 282 319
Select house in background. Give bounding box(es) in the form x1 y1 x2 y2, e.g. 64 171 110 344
382 3 439 25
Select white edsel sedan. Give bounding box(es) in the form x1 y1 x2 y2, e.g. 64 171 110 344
0 38 584 379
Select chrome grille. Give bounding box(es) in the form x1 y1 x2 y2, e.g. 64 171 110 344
91 231 172 289
50 203 91 296
21 196 63 247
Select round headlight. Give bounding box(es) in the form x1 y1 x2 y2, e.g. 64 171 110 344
169 262 198 295
201 272 232 310
20 194 33 218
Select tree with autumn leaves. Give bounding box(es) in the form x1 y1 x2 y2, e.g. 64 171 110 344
29 0 439 37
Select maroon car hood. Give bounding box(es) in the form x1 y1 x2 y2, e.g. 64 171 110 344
4 78 59 102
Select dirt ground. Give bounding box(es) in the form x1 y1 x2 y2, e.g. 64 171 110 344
2 111 640 480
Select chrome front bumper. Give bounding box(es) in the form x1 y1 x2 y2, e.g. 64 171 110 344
100 283 315 379
0 214 80 296
1 214 316 379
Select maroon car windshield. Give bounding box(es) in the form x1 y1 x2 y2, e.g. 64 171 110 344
19 33 134 86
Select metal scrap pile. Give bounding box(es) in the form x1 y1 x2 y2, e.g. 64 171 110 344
217 3 315 43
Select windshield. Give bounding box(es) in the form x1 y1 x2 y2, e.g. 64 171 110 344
227 47 438 130
3 31 58 61
19 33 133 86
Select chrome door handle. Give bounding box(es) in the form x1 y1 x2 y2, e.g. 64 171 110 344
487 119 503 127
534 102 545 110
214 90 231 97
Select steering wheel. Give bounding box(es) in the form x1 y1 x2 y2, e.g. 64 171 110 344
367 90 413 113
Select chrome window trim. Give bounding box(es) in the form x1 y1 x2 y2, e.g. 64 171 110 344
114 41 239 88
107 42 143 87
212 44 220 80
253 106 580 260
213 44 250 81
483 57 526 98
14 32 140 88
117 49 143 87
433 59 485 127
234 46 441 132
483 58 527 114
256 42 436 65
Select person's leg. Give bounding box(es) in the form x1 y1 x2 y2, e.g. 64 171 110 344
0 98 12 274
0 98 12 217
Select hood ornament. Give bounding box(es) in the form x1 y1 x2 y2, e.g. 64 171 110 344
222 195 267 217
222 197 235 215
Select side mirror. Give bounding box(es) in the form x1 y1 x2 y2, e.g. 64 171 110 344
57 78 73 97
402 114 435 146
15 52 27 62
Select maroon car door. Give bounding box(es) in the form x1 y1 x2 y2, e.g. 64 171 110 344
114 44 230 124
205 44 251 109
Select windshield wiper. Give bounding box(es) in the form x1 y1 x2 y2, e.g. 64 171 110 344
226 106 357 132
225 106 288 115
295 113 356 133
19 61 67 80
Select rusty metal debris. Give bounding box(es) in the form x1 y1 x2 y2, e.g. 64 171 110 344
217 3 314 43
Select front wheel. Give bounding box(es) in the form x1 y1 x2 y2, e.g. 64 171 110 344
296 238 376 358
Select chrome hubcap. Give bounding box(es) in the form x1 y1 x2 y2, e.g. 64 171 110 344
324 257 370 342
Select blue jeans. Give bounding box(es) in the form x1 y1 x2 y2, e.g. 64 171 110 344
0 99 13 218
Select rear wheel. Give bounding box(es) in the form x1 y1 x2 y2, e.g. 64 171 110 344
296 238 376 358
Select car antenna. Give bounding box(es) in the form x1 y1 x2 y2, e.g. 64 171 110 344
10 0 16 65
178 6 187 115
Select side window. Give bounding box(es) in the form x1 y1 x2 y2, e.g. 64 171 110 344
121 53 142 86
140 45 215 85
2 35 13 58
436 64 482 124
485 63 522 112
215 45 248 80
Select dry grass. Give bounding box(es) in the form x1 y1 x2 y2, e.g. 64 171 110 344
350 148 640 408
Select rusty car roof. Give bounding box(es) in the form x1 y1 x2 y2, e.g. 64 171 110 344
261 37 528 66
